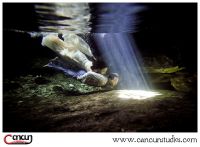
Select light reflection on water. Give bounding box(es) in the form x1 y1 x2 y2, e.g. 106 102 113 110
35 3 91 34
34 3 146 34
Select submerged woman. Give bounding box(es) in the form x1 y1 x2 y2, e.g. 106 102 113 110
42 33 119 88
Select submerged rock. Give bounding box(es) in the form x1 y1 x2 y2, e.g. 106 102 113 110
69 84 75 88
142 55 175 68
35 76 50 84
148 73 174 90
53 85 64 93
3 73 101 99
170 73 197 93
144 66 185 74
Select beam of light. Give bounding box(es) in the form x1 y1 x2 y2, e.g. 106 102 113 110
92 4 149 90
117 90 161 100
94 33 149 89
92 3 146 33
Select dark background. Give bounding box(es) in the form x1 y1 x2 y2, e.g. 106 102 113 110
3 3 197 78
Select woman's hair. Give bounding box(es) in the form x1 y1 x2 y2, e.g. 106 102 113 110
107 73 119 88
108 73 119 80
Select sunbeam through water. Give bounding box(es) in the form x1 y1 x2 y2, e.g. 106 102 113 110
94 33 149 89
91 3 149 90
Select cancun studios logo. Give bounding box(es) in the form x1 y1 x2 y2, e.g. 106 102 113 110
4 134 33 145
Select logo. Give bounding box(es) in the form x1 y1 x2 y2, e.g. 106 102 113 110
4 134 33 145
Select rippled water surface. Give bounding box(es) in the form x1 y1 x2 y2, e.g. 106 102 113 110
34 3 145 34
35 3 92 34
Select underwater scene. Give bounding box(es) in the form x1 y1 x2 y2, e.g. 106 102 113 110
3 3 197 132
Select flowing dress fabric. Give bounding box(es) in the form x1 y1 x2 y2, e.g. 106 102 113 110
46 58 86 78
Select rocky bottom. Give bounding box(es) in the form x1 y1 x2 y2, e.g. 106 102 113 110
3 73 197 132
